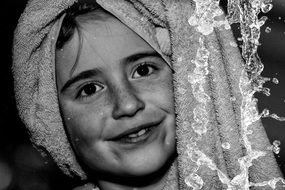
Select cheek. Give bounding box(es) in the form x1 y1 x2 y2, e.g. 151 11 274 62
147 72 174 111
59 101 105 146
63 109 106 164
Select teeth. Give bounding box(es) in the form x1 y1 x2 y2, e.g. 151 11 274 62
128 129 147 138
138 129 147 136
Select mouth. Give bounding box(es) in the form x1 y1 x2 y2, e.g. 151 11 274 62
110 120 162 144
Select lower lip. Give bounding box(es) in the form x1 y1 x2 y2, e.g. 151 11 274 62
113 123 161 147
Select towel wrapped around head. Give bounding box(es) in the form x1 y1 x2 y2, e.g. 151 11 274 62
13 0 284 189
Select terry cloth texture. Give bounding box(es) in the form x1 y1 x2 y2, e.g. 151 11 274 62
13 0 284 189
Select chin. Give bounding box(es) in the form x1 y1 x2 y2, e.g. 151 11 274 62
122 137 176 178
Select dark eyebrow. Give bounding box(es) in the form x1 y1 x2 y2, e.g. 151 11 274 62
123 51 161 64
60 51 162 93
60 69 99 93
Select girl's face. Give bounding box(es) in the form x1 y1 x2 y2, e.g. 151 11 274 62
56 12 175 180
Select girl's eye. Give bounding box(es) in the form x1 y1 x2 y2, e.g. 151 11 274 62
77 83 103 98
133 63 156 78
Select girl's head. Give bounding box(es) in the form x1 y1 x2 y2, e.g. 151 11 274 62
55 2 176 185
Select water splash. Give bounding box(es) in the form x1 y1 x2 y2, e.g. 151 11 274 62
269 114 285 121
265 26 272 33
188 36 210 136
185 173 204 190
251 178 285 189
230 41 238 47
184 0 285 189
185 24 212 187
272 78 279 84
261 109 285 121
221 142 231 150
272 140 281 154
228 0 285 188
260 1 273 13
188 0 230 35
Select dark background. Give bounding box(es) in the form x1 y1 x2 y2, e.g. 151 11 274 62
0 0 284 190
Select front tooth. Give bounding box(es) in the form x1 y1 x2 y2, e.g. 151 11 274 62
128 129 147 138
128 133 139 138
138 129 146 136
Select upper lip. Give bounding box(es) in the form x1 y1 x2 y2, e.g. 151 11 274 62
109 120 162 141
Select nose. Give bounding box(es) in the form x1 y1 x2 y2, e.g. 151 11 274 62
111 83 145 119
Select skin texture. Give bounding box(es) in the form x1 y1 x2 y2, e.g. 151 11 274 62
55 11 176 190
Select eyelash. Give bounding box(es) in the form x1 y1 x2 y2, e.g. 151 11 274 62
132 62 157 78
76 82 104 99
76 62 158 100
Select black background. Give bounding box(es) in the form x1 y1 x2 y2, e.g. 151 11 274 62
0 0 284 189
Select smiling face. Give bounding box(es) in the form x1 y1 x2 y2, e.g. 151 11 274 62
55 10 175 185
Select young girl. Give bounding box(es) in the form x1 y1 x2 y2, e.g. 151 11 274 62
55 3 177 189
13 0 283 189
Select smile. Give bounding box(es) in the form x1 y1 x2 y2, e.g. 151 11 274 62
110 120 162 144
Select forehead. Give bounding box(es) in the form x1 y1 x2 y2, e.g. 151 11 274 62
56 10 156 80
76 9 132 35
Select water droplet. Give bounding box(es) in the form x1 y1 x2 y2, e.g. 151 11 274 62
265 26 271 33
188 73 203 84
261 3 273 13
272 77 279 84
230 96 236 101
258 16 268 27
192 122 208 135
177 87 187 95
188 16 198 26
273 140 281 146
67 117 71 120
272 140 281 154
230 41 238 47
196 92 211 103
185 173 203 189
261 87 271 96
261 109 270 118
267 178 285 189
221 142 231 150
278 17 282 20
269 114 285 121
177 56 183 62
140 17 146 22
224 22 231 30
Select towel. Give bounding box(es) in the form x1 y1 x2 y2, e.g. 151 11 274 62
13 0 284 189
